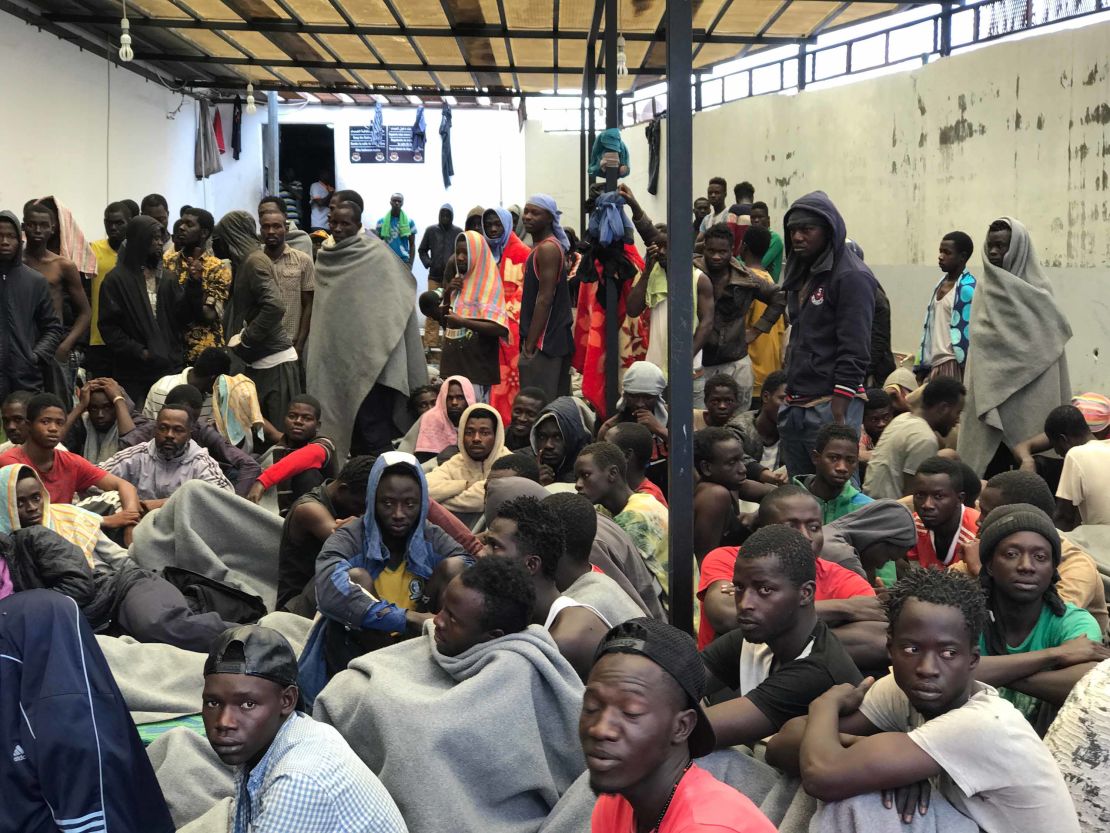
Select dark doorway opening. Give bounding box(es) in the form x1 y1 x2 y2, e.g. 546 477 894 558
278 124 335 230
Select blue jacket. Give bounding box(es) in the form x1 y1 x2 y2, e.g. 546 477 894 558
781 192 877 401
916 270 976 371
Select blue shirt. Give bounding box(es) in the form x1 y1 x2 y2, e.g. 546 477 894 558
232 711 407 833
376 215 415 261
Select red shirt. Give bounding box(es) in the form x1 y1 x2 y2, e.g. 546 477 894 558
908 506 980 568
636 477 668 508
696 545 875 649
591 763 776 833
0 446 108 505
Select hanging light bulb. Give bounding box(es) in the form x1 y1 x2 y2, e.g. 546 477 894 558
245 81 257 114
118 16 133 62
616 34 627 76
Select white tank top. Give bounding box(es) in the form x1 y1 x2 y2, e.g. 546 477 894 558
543 595 611 630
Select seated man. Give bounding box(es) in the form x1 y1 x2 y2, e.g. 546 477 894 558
692 427 763 563
306 452 468 684
487 451 541 482
908 456 979 570
820 498 918 586
532 396 591 486
729 369 788 475
576 442 670 607
505 386 548 451
1 390 34 453
427 403 510 522
583 618 777 833
972 504 1108 728
61 378 150 464
858 388 893 481
767 569 1080 833
202 625 407 833
487 495 614 680
864 376 965 500
1047 403 1110 531
0 393 141 532
597 361 670 460
142 345 229 424
544 492 651 622
101 403 234 512
701 525 863 749
0 590 175 833
248 394 337 512
608 422 668 507
795 423 873 523
1 464 237 651
398 374 475 463
695 372 742 431
313 557 586 833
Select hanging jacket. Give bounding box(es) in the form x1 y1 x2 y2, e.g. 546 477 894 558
781 192 877 402
0 211 65 399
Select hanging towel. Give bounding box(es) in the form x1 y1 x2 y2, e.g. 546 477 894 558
213 106 226 154
194 99 223 180
33 197 96 275
440 103 454 188
587 192 633 247
587 127 630 177
212 373 264 447
232 96 242 160
412 105 427 153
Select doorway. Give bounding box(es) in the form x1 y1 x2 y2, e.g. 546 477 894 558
278 124 335 229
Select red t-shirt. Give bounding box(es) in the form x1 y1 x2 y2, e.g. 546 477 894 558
636 478 668 508
0 447 108 505
908 506 980 569
696 545 875 649
591 763 776 833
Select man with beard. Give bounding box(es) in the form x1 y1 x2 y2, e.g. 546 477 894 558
163 206 231 362
101 403 233 512
0 210 65 402
260 206 314 356
581 617 776 832
864 377 965 501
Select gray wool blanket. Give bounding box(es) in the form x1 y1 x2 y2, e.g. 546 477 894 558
306 231 426 462
314 622 586 833
129 479 284 610
958 217 1072 475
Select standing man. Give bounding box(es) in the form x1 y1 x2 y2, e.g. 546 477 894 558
737 224 786 399
699 176 729 233
163 207 231 363
86 202 133 378
0 210 65 402
21 204 90 385
308 169 333 232
750 201 784 282
519 195 574 401
260 207 314 358
692 196 711 237
214 211 301 428
375 193 416 268
417 204 462 352
778 192 876 478
916 232 976 381
140 193 171 250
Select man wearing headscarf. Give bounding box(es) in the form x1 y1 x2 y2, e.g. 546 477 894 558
482 207 532 424
98 215 192 406
958 218 1072 477
417 204 462 352
375 193 416 267
519 195 574 401
214 211 301 427
598 361 670 460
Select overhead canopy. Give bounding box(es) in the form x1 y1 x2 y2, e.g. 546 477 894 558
9 0 908 101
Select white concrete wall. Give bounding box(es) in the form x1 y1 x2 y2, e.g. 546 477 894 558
524 19 1110 391
0 14 265 240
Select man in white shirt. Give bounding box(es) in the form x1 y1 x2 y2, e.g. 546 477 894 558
143 347 229 425
863 377 964 500
308 170 333 232
1049 403 1110 530
699 176 730 233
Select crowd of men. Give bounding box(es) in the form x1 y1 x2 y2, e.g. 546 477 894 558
0 173 1107 833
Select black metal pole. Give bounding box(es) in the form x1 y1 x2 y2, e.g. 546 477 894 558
580 93 588 235
665 0 694 635
603 0 620 418
939 2 952 57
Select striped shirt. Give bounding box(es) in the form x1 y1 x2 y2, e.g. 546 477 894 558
909 505 980 568
143 369 214 424
232 712 407 833
267 243 315 342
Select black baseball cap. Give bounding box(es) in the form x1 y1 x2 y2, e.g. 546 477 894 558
594 617 716 757
204 625 299 688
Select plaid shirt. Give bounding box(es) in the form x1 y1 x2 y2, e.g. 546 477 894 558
232 712 407 833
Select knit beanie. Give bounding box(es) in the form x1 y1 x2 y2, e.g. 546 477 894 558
978 503 1061 567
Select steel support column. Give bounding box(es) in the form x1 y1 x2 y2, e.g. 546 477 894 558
266 92 280 196
665 0 694 635
603 0 620 418
939 2 952 57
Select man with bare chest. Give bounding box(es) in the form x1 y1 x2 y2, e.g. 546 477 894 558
21 203 91 380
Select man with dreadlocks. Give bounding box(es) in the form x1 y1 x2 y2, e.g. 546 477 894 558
970 503 1109 729
767 569 1080 833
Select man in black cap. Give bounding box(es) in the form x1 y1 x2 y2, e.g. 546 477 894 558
201 625 407 833
581 617 777 833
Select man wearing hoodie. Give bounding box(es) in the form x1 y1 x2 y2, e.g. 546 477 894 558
0 210 65 402
531 395 592 486
309 452 468 680
427 403 510 523
418 204 462 348
100 403 233 512
778 192 877 479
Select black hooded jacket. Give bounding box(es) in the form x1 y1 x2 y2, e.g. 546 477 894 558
0 210 65 399
98 215 195 386
781 192 877 401
530 396 591 481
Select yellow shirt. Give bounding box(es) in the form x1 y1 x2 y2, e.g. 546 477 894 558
88 239 120 345
373 562 425 612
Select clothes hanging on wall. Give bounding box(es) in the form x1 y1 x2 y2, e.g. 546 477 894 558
213 107 226 154
194 99 223 180
412 106 427 153
232 97 242 160
371 102 385 145
645 116 661 195
440 104 454 188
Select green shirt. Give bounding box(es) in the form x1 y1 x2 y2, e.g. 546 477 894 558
794 476 873 525
980 602 1101 721
762 231 784 282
